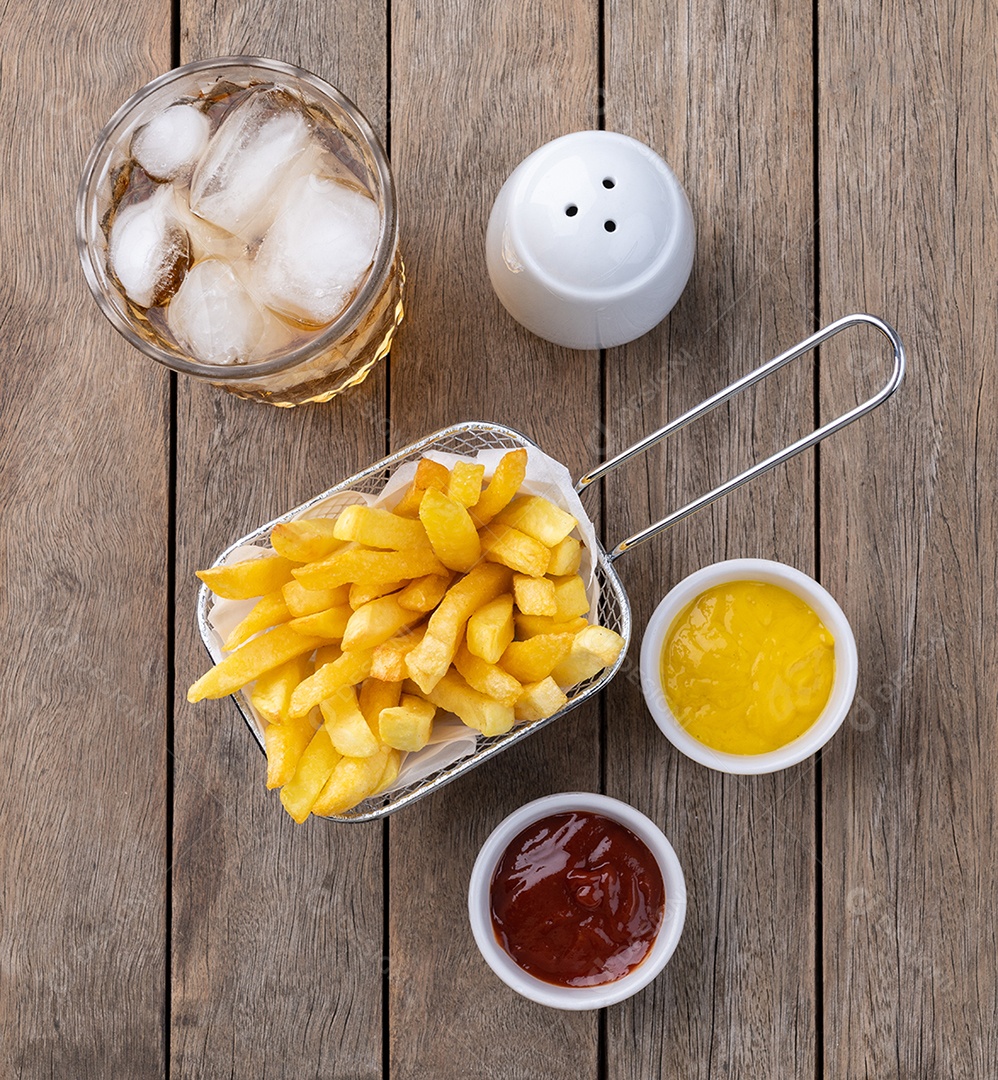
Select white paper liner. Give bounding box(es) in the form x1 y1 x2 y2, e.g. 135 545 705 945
201 445 599 798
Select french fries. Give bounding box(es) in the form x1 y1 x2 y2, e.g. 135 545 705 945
512 573 557 617
321 686 381 758
189 447 627 822
419 488 481 572
197 554 297 600
397 573 452 613
378 694 436 751
284 579 350 618
264 707 321 789
223 588 290 651
405 563 512 693
470 448 527 526
466 594 515 663
494 495 578 547
333 505 430 550
500 633 576 684
341 594 422 651
270 518 343 562
371 624 427 682
187 625 325 702
251 654 312 724
446 461 486 507
294 547 446 590
480 523 550 577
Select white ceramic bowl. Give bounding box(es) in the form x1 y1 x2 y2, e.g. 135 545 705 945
468 792 687 1010
640 558 858 774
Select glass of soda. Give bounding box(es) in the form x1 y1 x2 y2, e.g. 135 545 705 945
77 57 403 406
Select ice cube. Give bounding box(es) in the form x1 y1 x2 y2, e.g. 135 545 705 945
108 184 190 308
166 258 269 365
253 174 380 327
131 104 211 181
189 88 313 239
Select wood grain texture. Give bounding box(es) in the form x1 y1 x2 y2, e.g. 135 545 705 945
387 0 603 1076
4 0 993 1075
171 4 391 1076
0 2 171 1076
604 0 818 1075
819 0 998 1075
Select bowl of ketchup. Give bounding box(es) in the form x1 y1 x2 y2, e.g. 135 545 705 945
468 792 687 1009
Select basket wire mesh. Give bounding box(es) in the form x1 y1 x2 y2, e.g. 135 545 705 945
196 421 631 823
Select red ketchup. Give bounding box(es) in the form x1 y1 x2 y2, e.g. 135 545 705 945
489 811 665 987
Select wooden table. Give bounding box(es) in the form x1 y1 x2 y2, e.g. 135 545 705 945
4 0 994 1075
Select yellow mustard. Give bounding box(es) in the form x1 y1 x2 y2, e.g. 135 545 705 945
661 580 835 755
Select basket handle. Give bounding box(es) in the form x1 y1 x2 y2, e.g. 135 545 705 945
575 312 906 562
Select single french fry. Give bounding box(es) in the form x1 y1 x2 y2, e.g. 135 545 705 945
279 727 341 823
547 535 583 577
470 449 528 526
320 686 381 758
312 747 391 816
550 574 591 620
512 573 557 617
406 564 513 692
514 613 589 639
419 487 482 572
293 548 447 591
371 748 405 795
426 563 513 645
466 593 515 664
314 643 342 668
422 669 515 736
289 648 375 717
342 593 423 652
551 625 626 688
187 625 326 702
264 707 321 788
514 677 570 723
404 634 452 696
332 504 430 550
397 573 452 613
251 654 313 724
494 495 578 547
349 579 407 610
499 633 576 685
270 518 343 562
197 555 297 600
453 643 522 708
222 588 291 651
288 603 353 640
358 678 403 727
283 579 350 618
371 624 427 682
378 694 437 752
480 523 550 577
393 458 451 518
446 461 486 507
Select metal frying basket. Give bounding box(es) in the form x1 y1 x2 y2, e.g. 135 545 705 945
196 313 905 821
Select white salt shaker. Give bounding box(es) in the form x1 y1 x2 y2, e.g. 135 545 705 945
486 131 694 350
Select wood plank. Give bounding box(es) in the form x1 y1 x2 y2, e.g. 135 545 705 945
172 6 391 1076
603 0 818 1075
819 0 998 1074
387 0 603 1075
0 3 171 1076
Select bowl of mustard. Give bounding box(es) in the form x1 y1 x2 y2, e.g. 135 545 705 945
639 559 858 773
